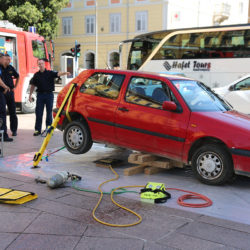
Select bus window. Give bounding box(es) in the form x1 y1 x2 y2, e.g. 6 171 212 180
151 30 250 61
32 40 46 59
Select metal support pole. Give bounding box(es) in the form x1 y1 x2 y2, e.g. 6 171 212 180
75 40 78 76
95 1 98 69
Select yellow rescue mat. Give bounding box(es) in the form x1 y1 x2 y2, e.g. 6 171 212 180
0 188 38 204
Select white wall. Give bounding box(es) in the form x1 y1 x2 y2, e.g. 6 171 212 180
167 0 249 30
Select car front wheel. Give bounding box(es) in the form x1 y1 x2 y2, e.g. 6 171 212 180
191 144 234 185
63 121 93 154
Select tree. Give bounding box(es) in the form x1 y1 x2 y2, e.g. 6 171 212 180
0 0 69 39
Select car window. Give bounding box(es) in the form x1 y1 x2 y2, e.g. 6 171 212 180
125 77 176 109
80 73 125 99
234 77 250 91
172 80 230 112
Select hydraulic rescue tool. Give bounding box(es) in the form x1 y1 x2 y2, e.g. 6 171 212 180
140 182 171 203
32 83 77 168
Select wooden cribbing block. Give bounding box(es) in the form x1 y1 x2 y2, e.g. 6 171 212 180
123 165 148 176
128 153 141 163
144 167 165 175
137 154 156 163
151 160 171 169
170 160 184 168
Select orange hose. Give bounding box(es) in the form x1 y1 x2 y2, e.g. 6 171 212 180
167 188 213 208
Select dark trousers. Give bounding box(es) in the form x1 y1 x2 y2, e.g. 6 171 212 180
5 90 18 133
0 91 7 136
35 92 54 132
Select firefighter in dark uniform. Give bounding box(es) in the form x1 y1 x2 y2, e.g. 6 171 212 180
1 54 19 136
0 53 13 142
29 59 69 136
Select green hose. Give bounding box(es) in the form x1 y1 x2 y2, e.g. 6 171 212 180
72 180 138 195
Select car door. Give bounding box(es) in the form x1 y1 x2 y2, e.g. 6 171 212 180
78 72 125 142
114 76 190 160
224 77 250 114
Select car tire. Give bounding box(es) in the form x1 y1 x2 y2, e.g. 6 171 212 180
63 121 93 154
191 144 234 185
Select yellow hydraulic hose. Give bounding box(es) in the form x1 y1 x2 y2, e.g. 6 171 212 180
92 166 144 227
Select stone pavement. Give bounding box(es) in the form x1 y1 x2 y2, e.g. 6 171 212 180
1 171 250 250
1 113 250 249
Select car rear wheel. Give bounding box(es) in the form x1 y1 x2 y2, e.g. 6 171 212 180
63 121 93 154
191 144 234 185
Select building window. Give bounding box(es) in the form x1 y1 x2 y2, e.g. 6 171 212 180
62 17 72 35
110 13 121 33
86 15 95 34
136 11 147 32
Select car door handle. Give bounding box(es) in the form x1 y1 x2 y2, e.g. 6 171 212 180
118 107 129 112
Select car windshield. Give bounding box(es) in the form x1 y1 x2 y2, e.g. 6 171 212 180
172 80 231 112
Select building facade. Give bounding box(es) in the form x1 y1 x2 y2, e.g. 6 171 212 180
53 0 249 74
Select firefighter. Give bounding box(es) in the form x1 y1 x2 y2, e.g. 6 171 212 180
1 54 19 136
29 59 70 136
0 53 13 142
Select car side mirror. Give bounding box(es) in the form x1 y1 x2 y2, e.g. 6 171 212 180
162 101 177 111
229 85 234 91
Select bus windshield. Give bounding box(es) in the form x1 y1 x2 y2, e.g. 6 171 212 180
172 79 231 112
127 34 167 70
32 40 46 59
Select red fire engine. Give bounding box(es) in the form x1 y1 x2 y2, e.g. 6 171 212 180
0 20 52 113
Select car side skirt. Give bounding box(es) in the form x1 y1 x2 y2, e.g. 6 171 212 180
235 170 250 177
231 148 250 157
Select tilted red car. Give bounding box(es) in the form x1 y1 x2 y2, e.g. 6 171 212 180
54 69 250 185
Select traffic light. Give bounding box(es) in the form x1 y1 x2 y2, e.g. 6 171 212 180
76 43 81 57
70 46 75 57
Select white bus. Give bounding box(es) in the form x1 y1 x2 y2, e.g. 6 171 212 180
120 24 250 88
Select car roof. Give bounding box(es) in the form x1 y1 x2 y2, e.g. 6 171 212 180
84 69 191 81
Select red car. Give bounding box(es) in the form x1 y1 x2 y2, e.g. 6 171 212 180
54 69 250 185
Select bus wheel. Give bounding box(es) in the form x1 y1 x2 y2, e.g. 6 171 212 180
191 144 234 185
22 92 36 113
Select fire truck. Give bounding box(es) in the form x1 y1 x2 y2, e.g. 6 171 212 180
0 20 52 113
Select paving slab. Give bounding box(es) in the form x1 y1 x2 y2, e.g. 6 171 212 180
24 197 93 222
100 208 190 241
0 212 39 233
24 213 87 236
6 234 80 250
74 236 144 250
178 221 250 249
144 241 178 250
158 232 227 250
0 233 19 250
